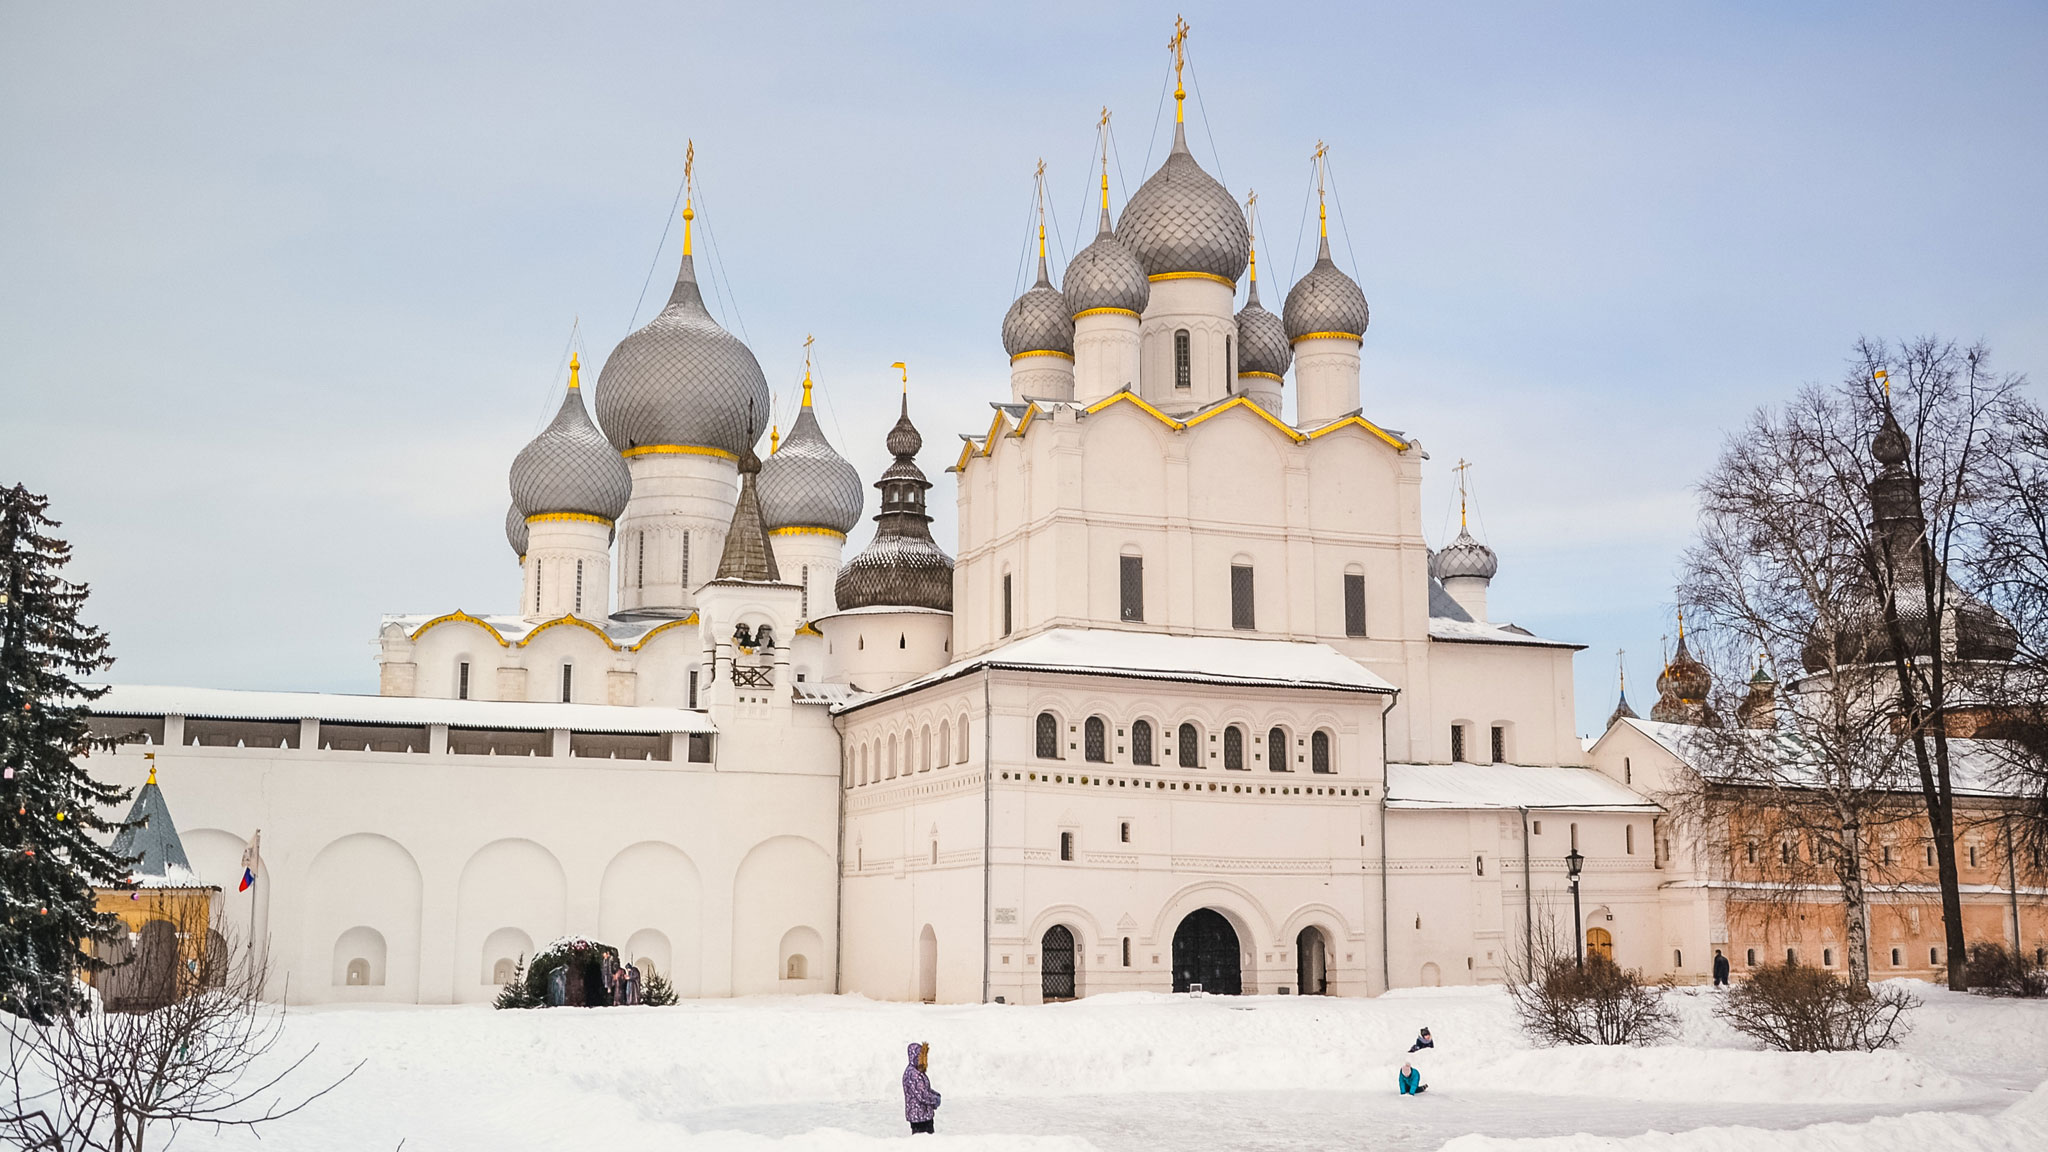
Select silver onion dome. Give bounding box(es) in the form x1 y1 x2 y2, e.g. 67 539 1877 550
1283 235 1370 342
757 392 865 535
509 372 633 522
1116 122 1248 283
1234 276 1290 379
1430 526 1499 582
505 503 529 559
594 251 770 457
1064 200 1149 317
1001 256 1074 358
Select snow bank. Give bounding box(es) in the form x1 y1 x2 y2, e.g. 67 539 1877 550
1437 1079 2048 1152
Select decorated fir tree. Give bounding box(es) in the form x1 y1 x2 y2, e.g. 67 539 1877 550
0 484 132 1018
639 963 677 1007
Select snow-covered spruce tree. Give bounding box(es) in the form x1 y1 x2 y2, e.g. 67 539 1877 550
0 483 132 1019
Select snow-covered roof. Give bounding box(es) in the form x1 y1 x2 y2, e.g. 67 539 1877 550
1386 761 1660 811
1428 617 1582 650
90 684 717 735
836 627 1397 714
1608 717 2021 798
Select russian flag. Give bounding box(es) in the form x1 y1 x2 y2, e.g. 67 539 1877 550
239 868 255 892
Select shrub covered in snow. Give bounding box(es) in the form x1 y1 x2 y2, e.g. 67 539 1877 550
1508 953 1677 1047
638 964 677 1007
1959 943 2048 998
494 955 540 1010
1717 960 1917 1051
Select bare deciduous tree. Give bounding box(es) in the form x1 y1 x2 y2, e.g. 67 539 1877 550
1676 337 2037 990
1 908 357 1152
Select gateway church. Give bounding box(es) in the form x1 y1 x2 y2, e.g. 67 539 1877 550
84 40 1759 1005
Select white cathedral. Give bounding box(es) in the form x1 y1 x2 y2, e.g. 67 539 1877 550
83 58 1710 1006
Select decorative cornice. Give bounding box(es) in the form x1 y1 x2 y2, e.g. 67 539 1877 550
517 614 621 651
1289 330 1364 346
407 610 510 647
1306 414 1411 451
621 444 739 461
625 614 699 651
1147 271 1236 287
1010 349 1075 363
1072 306 1141 321
768 526 847 539
1236 371 1285 383
1182 395 1307 443
524 511 614 527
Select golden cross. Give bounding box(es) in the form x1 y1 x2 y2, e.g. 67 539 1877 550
1169 16 1190 121
1617 649 1627 692
1099 105 1111 131
1453 458 1471 528
684 139 694 192
1033 159 1048 260
1875 368 1890 396
1244 189 1259 278
1312 140 1330 237
682 139 697 255
891 361 908 392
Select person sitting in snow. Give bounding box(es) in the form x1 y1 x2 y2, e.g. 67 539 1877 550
1398 1061 1427 1096
1408 1026 1433 1053
903 1041 942 1134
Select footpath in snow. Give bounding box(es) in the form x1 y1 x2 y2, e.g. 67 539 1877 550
168 983 2047 1151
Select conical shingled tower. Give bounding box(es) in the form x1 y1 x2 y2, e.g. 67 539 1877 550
714 442 781 583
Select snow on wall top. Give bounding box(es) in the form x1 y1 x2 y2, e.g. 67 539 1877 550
837 627 1398 714
89 684 718 735
1386 760 1660 811
1427 617 1582 649
1614 717 2021 798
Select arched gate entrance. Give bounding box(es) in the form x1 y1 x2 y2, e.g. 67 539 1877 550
1295 926 1328 995
1041 925 1076 1001
1172 908 1242 994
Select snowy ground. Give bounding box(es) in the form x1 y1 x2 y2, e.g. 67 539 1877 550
137 983 2048 1150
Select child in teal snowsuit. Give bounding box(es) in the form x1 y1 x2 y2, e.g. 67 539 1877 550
1399 1062 1426 1095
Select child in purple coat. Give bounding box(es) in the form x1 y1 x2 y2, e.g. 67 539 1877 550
902 1041 941 1134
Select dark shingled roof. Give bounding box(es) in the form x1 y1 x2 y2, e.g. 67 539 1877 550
110 777 194 880
714 444 781 582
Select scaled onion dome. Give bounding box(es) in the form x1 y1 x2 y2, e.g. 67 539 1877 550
1064 191 1149 317
594 225 770 457
509 357 633 524
505 503 529 559
1234 274 1290 379
1116 121 1248 282
1002 250 1074 359
757 374 865 536
834 397 955 612
1283 232 1370 343
1429 526 1499 582
1651 624 1719 727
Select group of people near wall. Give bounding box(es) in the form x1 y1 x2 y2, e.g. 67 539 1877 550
541 950 644 1007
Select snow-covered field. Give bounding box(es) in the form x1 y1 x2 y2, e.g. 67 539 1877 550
163 983 2048 1150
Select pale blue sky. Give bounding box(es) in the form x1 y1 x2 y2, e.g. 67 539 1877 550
3 1 2044 735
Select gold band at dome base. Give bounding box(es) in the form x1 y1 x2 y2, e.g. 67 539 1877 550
1237 371 1285 383
1147 271 1237 287
769 526 848 539
1010 349 1075 363
525 511 615 527
1072 307 1141 321
1289 331 1363 345
621 444 740 460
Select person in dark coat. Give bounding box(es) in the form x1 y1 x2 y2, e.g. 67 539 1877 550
1713 950 1731 987
1399 1062 1426 1095
902 1041 941 1134
623 963 642 1006
1408 1027 1433 1053
583 960 607 1007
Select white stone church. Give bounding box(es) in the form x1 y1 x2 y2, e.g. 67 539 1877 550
82 62 1705 1006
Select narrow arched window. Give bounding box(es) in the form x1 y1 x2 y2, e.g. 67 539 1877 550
1312 730 1332 774
1177 723 1199 768
937 721 951 767
957 713 971 762
1036 712 1060 760
1268 727 1288 772
1224 726 1244 770
1174 329 1191 389
1084 716 1107 762
1131 720 1154 766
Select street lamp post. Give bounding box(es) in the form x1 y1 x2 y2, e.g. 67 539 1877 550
1566 848 1585 970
